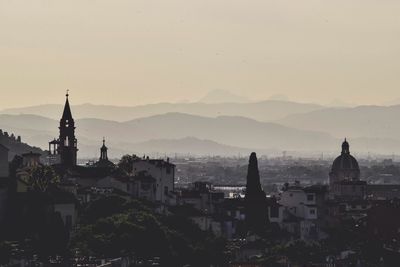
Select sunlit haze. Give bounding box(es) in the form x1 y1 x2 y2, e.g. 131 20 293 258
1 0 400 108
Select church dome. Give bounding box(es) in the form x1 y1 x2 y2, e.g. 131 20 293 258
330 139 360 184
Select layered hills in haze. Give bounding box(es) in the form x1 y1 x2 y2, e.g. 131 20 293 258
277 105 400 140
2 99 400 158
0 113 335 158
0 100 323 122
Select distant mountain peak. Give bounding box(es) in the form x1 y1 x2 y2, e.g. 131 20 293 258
199 89 250 104
268 94 290 102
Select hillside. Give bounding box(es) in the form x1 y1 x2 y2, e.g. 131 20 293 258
0 129 43 160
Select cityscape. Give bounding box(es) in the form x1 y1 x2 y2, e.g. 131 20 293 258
1 93 400 266
2 1 400 267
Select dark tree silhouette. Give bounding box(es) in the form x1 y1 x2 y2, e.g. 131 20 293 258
28 165 59 193
117 154 138 175
244 152 268 235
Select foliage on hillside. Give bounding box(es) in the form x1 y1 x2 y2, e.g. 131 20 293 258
71 196 227 266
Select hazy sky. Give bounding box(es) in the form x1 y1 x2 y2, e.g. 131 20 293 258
1 0 400 108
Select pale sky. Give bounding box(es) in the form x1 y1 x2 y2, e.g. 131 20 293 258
1 0 400 108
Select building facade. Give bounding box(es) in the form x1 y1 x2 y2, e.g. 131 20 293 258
132 157 175 204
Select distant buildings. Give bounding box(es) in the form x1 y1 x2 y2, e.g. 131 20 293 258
178 181 224 214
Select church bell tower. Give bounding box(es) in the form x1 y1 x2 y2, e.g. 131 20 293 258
58 91 78 167
100 138 108 161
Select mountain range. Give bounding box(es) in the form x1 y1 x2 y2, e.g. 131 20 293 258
0 113 336 158
2 100 400 158
0 100 323 122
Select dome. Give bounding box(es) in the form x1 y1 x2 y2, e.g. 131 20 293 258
330 139 360 184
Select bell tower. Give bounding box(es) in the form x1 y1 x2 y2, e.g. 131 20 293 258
100 138 108 161
58 91 78 167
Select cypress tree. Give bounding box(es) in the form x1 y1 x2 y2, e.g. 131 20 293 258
245 152 268 235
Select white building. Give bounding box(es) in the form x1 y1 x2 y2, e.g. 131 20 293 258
270 183 329 240
132 158 175 204
279 186 318 220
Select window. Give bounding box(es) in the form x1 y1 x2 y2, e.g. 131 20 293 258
164 186 168 195
309 209 316 215
307 194 314 201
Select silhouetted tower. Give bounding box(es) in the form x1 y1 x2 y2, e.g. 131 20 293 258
100 138 108 161
58 91 78 167
245 152 268 235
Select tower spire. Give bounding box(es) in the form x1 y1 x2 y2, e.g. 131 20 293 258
62 90 73 120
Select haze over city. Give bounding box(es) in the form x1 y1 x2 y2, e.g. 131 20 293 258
1 0 400 108
3 1 400 266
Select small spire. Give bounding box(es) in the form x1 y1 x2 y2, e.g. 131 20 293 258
66 89 69 98
103 137 105 146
